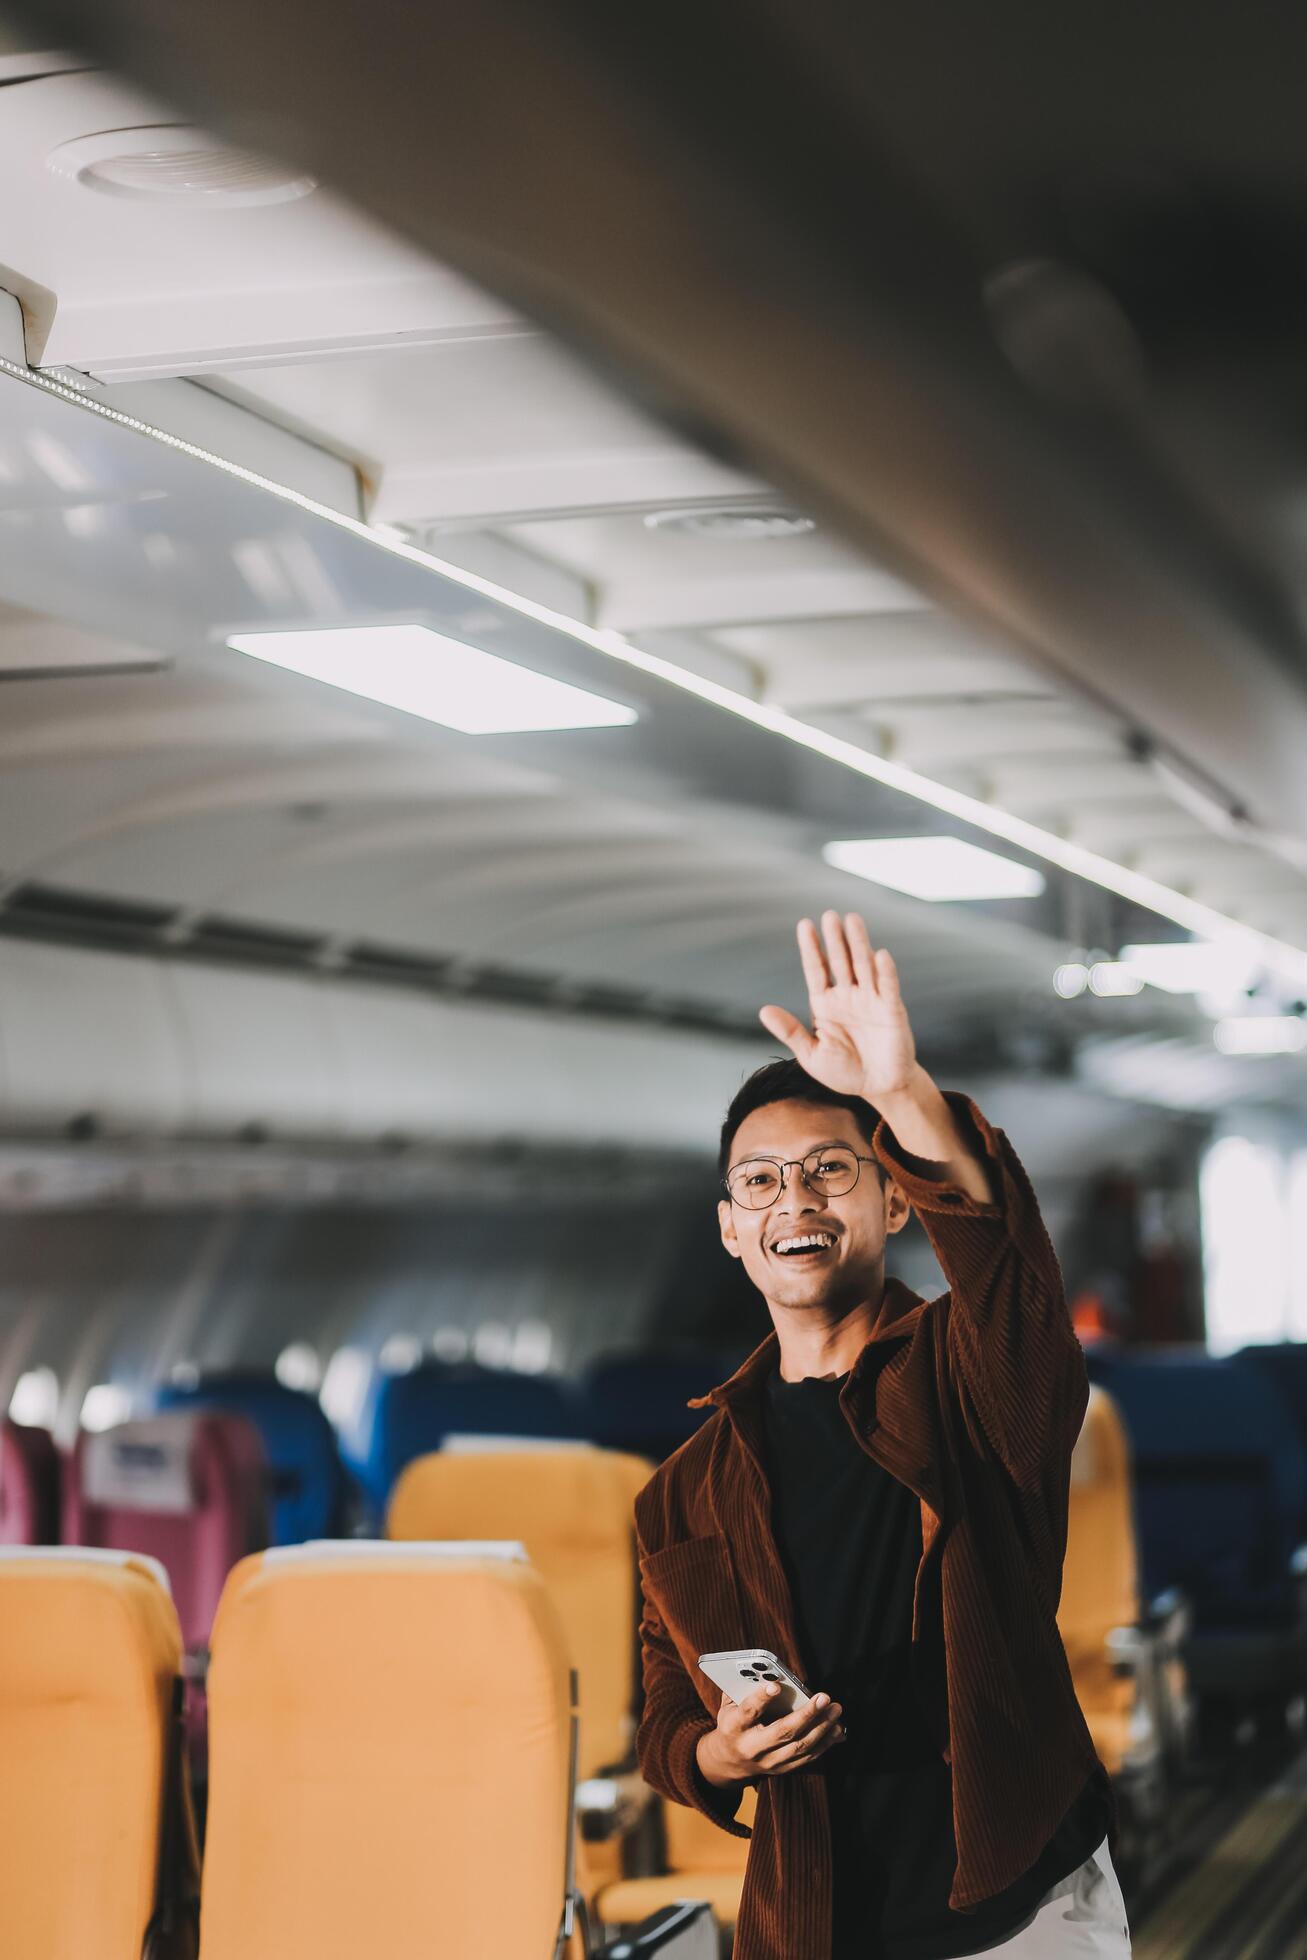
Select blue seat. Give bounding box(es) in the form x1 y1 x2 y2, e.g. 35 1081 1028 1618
156 1374 346 1546
1086 1347 1307 1695
361 1364 585 1515
1232 1344 1307 1530
580 1351 728 1462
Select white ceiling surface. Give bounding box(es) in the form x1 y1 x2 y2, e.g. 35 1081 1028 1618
0 63 1302 1108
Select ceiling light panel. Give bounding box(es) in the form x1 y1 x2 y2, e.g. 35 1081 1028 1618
226 625 638 734
1116 941 1260 995
1213 1017 1307 1056
822 835 1046 901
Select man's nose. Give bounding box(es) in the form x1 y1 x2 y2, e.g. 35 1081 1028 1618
774 1163 820 1209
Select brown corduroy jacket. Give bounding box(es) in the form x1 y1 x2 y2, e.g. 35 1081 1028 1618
634 1093 1107 1960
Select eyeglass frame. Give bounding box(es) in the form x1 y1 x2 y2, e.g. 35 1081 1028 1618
721 1146 879 1209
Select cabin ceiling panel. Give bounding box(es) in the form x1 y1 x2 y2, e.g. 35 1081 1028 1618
0 69 518 377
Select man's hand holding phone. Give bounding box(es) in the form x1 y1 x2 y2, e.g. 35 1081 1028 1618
696 1680 847 1789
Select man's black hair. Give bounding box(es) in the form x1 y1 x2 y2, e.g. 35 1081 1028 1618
718 1057 885 1181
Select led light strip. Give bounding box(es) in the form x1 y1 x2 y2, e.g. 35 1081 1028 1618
5 351 1307 992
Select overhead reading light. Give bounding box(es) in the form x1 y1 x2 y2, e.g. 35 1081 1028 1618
47 127 317 206
822 835 1046 901
225 624 638 734
1213 1016 1307 1057
1115 941 1260 996
1087 962 1146 997
1053 963 1090 998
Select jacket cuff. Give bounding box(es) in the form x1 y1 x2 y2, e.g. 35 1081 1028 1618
669 1718 752 1838
871 1090 1004 1218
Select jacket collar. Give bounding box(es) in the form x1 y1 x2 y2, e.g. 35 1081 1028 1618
688 1274 927 1413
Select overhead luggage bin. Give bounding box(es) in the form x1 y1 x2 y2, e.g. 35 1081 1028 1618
165 964 338 1141
200 1541 715 1958
0 939 187 1137
0 1546 195 1959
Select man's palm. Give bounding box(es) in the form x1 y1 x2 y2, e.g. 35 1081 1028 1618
759 912 916 1101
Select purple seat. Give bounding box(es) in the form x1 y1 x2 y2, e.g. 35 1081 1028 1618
63 1411 268 1652
0 1420 61 1545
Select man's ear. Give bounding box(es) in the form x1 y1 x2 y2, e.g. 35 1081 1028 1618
883 1177 911 1238
718 1197 743 1260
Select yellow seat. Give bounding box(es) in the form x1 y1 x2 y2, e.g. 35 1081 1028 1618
388 1445 653 1781
0 1547 184 1959
1058 1384 1145 1777
596 1786 756 1934
199 1541 574 1960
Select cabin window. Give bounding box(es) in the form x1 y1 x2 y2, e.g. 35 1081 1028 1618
9 1367 59 1429
275 1342 322 1393
320 1346 370 1432
1201 1135 1292 1353
80 1383 132 1433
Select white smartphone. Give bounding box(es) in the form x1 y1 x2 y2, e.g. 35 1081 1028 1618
697 1647 814 1717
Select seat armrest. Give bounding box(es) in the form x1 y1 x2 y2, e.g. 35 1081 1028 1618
181 1647 210 1686
596 1900 718 1958
1104 1624 1144 1679
1140 1588 1190 1645
577 1771 658 1843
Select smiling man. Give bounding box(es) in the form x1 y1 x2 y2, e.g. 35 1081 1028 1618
633 912 1130 1960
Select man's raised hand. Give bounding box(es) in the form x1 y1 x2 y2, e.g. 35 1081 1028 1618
759 912 918 1104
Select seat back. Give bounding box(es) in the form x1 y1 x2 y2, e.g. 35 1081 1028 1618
581 1353 721 1462
1057 1386 1138 1773
0 1547 182 1957
64 1411 268 1649
156 1375 345 1545
363 1362 583 1513
1233 1343 1307 1529
663 1783 757 1874
388 1444 651 1779
199 1541 573 1960
0 1419 61 1544
1087 1348 1307 1631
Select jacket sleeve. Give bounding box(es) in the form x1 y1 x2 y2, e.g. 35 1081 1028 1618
872 1090 1088 1491
634 1523 751 1838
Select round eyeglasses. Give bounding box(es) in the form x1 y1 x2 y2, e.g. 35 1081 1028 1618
722 1146 876 1209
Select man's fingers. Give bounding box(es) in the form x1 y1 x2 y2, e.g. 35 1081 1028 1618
845 913 878 990
758 1004 817 1067
875 946 902 1002
734 1683 784 1726
796 917 831 999
756 1714 846 1771
821 909 855 987
770 1694 841 1743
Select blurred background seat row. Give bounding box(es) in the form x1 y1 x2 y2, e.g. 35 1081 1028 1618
5 1333 1307 1943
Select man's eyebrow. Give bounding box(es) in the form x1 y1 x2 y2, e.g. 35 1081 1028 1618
728 1136 855 1165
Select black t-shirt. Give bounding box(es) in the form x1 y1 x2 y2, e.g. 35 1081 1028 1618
761 1363 1110 1960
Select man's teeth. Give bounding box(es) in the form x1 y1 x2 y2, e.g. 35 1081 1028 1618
774 1233 836 1254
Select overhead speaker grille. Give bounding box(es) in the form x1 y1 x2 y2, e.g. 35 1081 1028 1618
47 127 317 206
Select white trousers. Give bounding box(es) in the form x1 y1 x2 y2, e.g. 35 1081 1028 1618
983 1836 1132 1956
